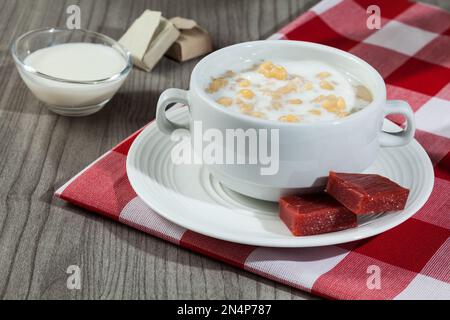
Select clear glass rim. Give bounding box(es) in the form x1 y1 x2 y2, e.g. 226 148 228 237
11 27 133 85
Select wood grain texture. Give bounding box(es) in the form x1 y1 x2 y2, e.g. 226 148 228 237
0 0 447 300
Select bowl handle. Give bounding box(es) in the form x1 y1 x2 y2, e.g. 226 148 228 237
379 100 415 147
156 88 189 135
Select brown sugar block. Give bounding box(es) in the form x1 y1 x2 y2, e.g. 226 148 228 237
166 17 213 62
326 171 410 214
119 10 180 72
279 193 357 236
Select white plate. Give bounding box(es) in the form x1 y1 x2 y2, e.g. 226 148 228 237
126 108 434 247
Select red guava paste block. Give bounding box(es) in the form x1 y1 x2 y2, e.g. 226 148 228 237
279 194 357 236
326 171 410 214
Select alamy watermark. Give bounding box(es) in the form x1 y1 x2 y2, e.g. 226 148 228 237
170 121 280 176
66 265 81 290
366 265 381 290
66 4 81 29
366 5 381 30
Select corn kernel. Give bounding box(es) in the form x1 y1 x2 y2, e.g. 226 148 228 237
291 76 303 83
206 78 228 93
216 97 233 107
257 61 288 80
259 61 273 71
262 90 282 100
356 85 373 102
242 64 259 73
322 95 346 113
279 114 300 123
272 92 282 100
239 103 254 113
316 71 331 79
222 70 236 78
304 82 313 90
337 111 349 118
288 99 303 105
238 89 255 100
322 99 338 112
272 101 282 110
271 66 288 80
309 109 321 116
312 95 326 103
337 97 346 109
237 79 251 87
249 111 266 118
257 62 273 78
276 83 297 95
330 94 338 100
320 80 334 90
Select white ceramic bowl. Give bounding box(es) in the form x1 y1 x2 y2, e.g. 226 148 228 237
11 27 132 116
156 40 415 201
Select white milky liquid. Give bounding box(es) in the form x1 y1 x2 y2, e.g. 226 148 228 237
24 43 127 81
21 43 128 108
206 59 372 123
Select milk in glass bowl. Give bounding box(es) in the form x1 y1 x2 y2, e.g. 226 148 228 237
11 28 132 116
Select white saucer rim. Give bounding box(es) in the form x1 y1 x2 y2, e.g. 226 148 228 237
126 108 434 247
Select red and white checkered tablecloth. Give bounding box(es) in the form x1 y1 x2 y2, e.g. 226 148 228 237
55 0 450 299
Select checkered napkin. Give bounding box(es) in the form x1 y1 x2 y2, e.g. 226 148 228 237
55 0 450 299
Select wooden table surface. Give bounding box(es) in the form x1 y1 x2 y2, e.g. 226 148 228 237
0 0 448 300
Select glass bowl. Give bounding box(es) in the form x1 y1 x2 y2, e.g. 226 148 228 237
11 27 132 116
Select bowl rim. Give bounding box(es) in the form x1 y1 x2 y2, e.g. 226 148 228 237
11 27 133 85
